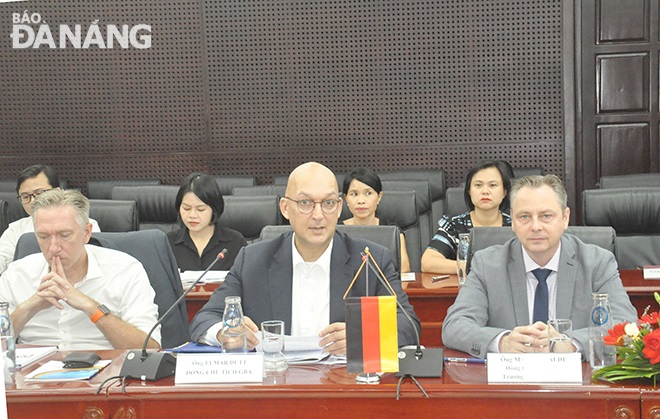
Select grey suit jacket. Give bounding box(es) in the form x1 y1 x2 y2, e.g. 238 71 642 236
442 234 637 359
190 230 420 346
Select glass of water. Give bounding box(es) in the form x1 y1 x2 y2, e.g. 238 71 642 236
261 320 288 374
456 233 470 286
548 319 575 353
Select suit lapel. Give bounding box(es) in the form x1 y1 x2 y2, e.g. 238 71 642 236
508 241 530 326
555 236 577 320
267 234 294 334
329 232 353 323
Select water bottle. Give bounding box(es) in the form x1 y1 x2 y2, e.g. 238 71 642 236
589 293 616 370
0 302 15 386
220 296 247 353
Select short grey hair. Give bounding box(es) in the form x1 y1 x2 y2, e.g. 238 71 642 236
31 189 90 231
510 175 568 210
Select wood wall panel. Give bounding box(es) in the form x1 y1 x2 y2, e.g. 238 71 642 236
597 123 651 177
597 54 648 113
598 0 648 43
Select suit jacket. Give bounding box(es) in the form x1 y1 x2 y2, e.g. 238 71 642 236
190 230 420 346
442 234 637 359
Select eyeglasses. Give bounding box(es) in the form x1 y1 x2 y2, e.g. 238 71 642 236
17 188 52 204
282 196 340 214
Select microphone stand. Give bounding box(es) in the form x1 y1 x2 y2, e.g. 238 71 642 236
120 249 227 381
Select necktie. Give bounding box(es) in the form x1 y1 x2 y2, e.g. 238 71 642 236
532 268 551 323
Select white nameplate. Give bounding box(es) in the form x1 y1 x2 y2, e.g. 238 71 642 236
487 353 582 383
175 353 264 384
644 265 660 280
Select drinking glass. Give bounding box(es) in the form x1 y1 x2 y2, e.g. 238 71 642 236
456 233 470 286
261 320 288 373
548 319 575 353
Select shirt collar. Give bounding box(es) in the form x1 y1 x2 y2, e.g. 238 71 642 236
290 232 333 276
521 243 561 273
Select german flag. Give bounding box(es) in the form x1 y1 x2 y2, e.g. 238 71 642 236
345 295 399 373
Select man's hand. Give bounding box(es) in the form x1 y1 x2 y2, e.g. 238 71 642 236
499 321 550 353
319 322 346 355
37 256 95 313
244 316 259 350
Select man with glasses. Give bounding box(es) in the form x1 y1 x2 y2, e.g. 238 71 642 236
0 165 100 274
190 162 420 354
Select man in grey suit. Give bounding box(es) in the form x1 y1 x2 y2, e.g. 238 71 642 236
442 175 637 359
190 162 420 355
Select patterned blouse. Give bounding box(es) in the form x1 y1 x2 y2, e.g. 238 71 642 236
427 211 512 260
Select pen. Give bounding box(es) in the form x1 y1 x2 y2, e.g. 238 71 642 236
444 357 487 364
432 275 450 282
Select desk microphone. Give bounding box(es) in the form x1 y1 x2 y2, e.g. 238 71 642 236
120 248 227 381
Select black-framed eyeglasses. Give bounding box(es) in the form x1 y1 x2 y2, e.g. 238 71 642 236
282 196 340 214
17 188 52 204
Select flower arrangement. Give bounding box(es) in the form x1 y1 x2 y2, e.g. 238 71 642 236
592 292 660 383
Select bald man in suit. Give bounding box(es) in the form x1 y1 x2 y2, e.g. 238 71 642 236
442 175 636 359
190 162 420 355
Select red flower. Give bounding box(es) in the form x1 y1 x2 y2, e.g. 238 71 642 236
639 312 660 329
604 323 628 346
642 329 660 364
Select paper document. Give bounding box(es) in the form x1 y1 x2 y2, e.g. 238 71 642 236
179 270 228 286
15 346 58 369
400 272 416 282
255 333 345 365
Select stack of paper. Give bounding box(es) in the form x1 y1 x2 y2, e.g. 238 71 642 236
179 270 228 287
15 346 58 369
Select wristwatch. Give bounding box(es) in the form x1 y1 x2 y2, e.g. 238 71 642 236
90 304 110 323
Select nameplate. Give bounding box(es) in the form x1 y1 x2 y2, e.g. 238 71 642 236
174 353 264 384
644 265 660 280
487 353 582 383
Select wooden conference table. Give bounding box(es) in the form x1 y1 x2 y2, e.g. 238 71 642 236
186 269 656 348
7 348 655 419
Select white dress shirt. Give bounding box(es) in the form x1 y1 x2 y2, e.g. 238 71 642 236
0 216 101 274
0 244 160 350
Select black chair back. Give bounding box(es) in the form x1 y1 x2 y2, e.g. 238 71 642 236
87 179 161 200
219 195 281 242
89 199 139 232
112 185 179 232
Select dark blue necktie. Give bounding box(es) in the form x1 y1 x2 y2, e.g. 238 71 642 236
532 268 551 323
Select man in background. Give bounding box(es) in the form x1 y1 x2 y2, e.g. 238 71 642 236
0 165 100 274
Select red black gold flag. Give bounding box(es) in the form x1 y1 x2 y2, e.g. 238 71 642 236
346 295 399 373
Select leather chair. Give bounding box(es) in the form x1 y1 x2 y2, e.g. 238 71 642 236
89 199 139 232
218 195 281 243
379 169 447 231
212 175 256 195
87 179 161 200
467 226 617 273
111 185 179 232
582 187 660 269
512 167 544 178
381 179 433 250
0 180 15 193
0 192 28 224
260 224 402 271
231 185 286 197
443 187 468 218
14 230 189 348
0 200 8 234
375 190 421 272
599 173 660 189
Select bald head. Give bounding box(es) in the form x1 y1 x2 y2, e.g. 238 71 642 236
286 162 338 197
281 162 342 261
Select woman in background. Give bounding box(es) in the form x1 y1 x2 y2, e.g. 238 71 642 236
421 160 511 273
342 167 411 272
168 173 247 271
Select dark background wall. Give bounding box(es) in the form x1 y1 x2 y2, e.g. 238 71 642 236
3 0 651 210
